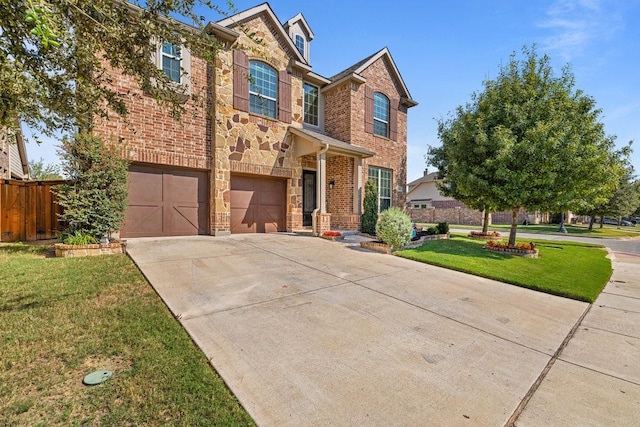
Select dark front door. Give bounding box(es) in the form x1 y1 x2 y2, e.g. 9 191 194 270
302 170 316 227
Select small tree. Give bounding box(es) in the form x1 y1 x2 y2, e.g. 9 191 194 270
57 133 129 240
376 207 412 251
28 158 63 180
362 179 379 235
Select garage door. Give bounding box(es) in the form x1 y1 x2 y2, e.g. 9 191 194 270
121 165 208 238
231 175 286 233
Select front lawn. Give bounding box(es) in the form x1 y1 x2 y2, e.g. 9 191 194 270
0 243 254 426
418 223 640 238
396 235 611 302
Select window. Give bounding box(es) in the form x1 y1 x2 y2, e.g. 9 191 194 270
368 166 392 212
162 42 182 83
249 61 278 118
303 83 318 126
373 92 389 137
295 34 305 57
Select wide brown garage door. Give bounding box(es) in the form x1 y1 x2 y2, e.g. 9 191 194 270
231 175 286 233
121 165 208 238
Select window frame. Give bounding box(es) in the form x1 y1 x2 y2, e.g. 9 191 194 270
373 92 390 138
295 34 305 57
303 82 319 126
368 166 392 212
249 61 278 119
153 40 191 93
161 41 182 83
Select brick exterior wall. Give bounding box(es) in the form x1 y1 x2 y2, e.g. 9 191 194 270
93 56 211 171
324 55 408 215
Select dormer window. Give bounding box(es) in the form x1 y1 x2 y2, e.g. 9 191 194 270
294 34 305 57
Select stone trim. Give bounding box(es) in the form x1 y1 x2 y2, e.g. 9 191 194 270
54 242 126 258
484 245 539 258
229 160 295 178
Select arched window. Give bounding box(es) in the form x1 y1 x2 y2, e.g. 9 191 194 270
249 61 278 118
373 92 389 137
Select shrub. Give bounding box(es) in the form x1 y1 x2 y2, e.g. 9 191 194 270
375 207 412 251
361 179 379 235
425 226 438 235
436 222 450 235
62 230 99 245
56 133 129 240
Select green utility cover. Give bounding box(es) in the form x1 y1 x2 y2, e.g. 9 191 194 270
83 370 112 386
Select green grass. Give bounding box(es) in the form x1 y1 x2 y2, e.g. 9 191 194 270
0 243 254 426
418 222 640 238
396 235 612 302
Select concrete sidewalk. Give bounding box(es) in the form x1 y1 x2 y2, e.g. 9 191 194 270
126 233 601 425
515 251 640 426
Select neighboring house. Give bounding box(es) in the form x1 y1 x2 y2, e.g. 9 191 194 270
406 169 458 209
95 3 417 237
0 124 29 180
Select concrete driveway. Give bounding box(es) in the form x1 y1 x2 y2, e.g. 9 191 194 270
127 233 598 425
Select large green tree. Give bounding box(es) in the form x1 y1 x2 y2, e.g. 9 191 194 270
431 46 626 246
1 0 228 137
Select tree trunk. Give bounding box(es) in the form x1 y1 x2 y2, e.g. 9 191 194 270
588 216 595 231
508 207 518 247
599 216 604 229
482 210 490 233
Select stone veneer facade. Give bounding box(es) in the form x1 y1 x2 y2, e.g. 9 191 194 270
93 4 414 236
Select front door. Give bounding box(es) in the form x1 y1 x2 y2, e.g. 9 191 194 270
302 170 316 227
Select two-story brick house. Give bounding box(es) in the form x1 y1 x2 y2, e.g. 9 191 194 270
95 3 417 237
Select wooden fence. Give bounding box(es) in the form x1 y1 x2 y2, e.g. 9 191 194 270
0 179 67 242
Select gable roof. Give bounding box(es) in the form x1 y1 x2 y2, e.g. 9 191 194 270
407 171 439 189
216 3 307 64
283 13 315 40
328 47 417 107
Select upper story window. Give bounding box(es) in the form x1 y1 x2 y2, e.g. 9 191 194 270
249 61 278 118
295 34 305 57
303 83 318 126
373 92 390 137
161 42 182 83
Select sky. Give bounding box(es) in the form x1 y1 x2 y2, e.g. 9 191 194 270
25 0 640 183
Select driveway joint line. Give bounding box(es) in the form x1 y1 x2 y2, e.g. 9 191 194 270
352 281 558 358
178 281 352 320
505 303 593 427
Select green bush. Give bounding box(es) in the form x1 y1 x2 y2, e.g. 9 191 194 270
425 226 438 235
56 133 129 240
361 179 379 235
62 230 99 245
436 222 450 234
375 207 412 251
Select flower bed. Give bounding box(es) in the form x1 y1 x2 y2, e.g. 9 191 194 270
320 231 344 241
54 241 127 258
468 231 502 240
483 241 538 258
360 233 449 253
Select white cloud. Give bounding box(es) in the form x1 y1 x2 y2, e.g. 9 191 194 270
538 0 621 60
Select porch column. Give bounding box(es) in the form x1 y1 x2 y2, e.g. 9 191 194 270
353 157 363 214
316 150 327 213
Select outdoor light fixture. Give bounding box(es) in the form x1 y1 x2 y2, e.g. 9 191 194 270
329 180 335 189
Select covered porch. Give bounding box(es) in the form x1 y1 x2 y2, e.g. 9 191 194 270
288 127 375 235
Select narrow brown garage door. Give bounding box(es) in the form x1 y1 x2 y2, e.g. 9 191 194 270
231 175 286 233
121 165 208 238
